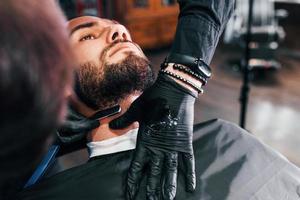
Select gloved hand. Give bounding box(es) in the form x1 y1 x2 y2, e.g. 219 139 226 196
57 105 100 144
110 73 198 200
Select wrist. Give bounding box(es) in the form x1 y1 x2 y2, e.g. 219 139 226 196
155 73 198 99
164 63 203 94
164 53 212 80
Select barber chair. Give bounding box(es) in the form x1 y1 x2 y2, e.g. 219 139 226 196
224 0 287 70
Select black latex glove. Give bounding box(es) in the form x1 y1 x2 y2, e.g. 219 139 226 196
57 105 100 144
110 74 198 200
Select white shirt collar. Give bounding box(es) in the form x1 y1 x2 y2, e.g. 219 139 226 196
87 128 138 158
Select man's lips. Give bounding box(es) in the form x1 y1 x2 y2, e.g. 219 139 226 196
108 42 137 57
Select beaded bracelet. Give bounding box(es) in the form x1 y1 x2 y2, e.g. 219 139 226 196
172 64 208 86
160 69 204 94
160 62 208 86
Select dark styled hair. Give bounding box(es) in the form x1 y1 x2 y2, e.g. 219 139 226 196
0 0 73 198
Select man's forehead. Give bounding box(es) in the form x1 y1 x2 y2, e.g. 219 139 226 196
67 16 114 31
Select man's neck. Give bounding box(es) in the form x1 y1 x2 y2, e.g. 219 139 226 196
69 92 140 142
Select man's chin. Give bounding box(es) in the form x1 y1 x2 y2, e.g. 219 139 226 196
77 53 154 111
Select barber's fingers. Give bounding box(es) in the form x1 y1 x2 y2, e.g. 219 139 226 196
109 111 137 130
110 100 143 129
66 105 86 120
146 150 164 200
182 152 196 192
57 131 85 144
126 145 148 200
162 152 178 200
59 104 100 134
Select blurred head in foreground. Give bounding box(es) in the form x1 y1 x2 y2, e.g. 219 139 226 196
0 0 73 198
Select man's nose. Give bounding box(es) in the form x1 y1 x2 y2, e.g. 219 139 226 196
107 24 132 43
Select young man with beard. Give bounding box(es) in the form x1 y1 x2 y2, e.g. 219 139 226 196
18 0 300 200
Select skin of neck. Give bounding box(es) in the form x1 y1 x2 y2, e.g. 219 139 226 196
69 91 141 142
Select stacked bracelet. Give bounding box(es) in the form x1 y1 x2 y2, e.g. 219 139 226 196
160 62 169 70
164 53 212 79
160 69 204 94
172 64 207 85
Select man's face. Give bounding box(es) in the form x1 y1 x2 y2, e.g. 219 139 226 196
68 16 146 67
68 16 154 110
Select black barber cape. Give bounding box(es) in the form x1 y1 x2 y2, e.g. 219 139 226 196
17 119 300 200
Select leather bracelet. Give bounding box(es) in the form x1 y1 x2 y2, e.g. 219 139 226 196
164 53 212 79
159 69 204 94
172 63 207 86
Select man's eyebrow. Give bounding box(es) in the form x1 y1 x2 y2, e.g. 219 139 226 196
70 22 98 36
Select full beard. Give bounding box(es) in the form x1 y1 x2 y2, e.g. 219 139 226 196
76 54 154 110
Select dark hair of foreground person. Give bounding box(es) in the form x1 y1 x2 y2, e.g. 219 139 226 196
0 0 74 199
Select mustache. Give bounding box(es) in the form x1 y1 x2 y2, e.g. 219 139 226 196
99 39 141 61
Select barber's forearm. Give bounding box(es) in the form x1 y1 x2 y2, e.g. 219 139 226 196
171 0 235 64
161 0 235 94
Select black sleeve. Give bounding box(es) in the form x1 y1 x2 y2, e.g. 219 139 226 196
170 0 235 64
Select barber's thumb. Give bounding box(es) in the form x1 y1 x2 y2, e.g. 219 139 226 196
109 111 137 129
86 119 101 130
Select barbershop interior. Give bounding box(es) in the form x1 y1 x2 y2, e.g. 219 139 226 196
2 0 300 199
57 0 300 168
